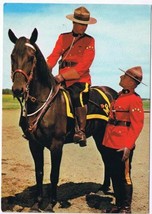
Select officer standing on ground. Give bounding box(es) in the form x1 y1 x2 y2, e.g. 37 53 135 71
102 66 145 213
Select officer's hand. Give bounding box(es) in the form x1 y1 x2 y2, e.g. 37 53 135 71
55 74 64 83
117 147 130 161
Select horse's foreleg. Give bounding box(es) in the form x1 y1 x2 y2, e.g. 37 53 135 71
50 146 63 203
29 141 44 208
44 138 63 212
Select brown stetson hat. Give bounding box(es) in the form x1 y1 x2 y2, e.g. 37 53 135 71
66 6 97 25
119 66 147 86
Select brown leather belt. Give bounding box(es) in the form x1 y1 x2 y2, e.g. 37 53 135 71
108 119 131 127
59 60 77 69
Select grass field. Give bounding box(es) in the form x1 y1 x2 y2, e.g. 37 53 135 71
142 99 150 111
2 94 150 111
2 94 20 110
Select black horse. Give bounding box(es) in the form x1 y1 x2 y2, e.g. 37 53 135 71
8 28 117 212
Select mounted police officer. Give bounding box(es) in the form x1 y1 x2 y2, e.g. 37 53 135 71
102 66 145 213
47 6 97 147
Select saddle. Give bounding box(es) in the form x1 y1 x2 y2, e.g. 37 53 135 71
61 86 110 120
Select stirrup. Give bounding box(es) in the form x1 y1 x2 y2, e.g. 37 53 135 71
73 130 87 147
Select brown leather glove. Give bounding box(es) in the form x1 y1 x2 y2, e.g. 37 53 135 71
55 74 64 83
62 68 80 80
117 147 130 161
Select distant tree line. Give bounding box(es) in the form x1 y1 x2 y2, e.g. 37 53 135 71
2 88 150 102
2 89 12 94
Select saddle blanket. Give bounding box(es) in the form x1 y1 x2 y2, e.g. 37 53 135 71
62 87 110 122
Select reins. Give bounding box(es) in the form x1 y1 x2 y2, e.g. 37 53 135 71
28 83 61 133
27 87 53 117
17 83 61 134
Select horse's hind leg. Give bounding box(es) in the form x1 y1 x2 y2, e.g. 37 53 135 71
29 140 44 210
94 140 111 191
92 121 111 192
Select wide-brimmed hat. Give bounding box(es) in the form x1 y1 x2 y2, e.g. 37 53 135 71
119 66 147 86
66 6 97 25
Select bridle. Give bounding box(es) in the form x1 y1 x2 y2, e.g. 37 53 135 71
11 42 36 82
12 68 34 85
11 42 37 101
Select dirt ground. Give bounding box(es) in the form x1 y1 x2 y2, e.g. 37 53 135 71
1 109 150 213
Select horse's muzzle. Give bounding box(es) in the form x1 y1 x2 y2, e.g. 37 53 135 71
12 86 24 98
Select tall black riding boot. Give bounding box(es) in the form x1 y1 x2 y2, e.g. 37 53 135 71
119 184 132 213
73 106 87 147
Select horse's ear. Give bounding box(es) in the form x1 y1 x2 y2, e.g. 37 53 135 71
30 28 38 44
8 29 18 44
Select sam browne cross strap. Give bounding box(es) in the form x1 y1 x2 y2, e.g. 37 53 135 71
59 34 86 69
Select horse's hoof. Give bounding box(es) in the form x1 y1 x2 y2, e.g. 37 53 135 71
59 200 71 208
30 202 42 212
30 209 42 213
44 203 54 213
79 141 87 147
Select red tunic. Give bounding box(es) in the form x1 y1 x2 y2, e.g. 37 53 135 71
102 91 144 150
47 32 95 87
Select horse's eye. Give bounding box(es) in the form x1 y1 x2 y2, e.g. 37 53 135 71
28 55 34 62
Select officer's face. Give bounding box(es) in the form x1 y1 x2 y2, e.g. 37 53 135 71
73 22 88 35
119 74 136 89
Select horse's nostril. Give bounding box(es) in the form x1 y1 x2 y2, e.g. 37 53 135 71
12 88 24 97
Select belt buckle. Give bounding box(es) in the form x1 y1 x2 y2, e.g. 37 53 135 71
114 120 118 126
63 61 66 68
67 61 71 67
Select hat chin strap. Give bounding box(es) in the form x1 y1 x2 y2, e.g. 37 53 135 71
72 31 84 37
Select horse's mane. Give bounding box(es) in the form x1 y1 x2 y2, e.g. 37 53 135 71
33 43 56 88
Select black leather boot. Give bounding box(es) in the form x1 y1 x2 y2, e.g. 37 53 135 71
119 206 131 213
102 205 121 213
73 106 87 147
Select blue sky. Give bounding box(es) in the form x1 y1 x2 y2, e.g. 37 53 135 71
2 2 151 98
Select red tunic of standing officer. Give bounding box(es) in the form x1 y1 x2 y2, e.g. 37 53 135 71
102 91 144 150
102 66 145 213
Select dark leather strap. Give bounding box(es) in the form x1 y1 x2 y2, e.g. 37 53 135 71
108 118 131 127
58 34 86 68
59 60 77 69
28 84 61 133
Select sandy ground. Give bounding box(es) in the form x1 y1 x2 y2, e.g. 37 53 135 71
1 109 150 213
